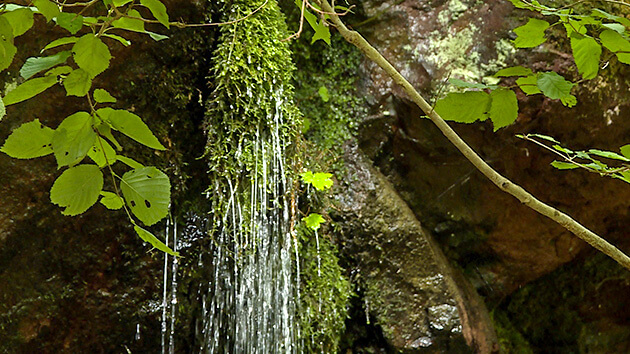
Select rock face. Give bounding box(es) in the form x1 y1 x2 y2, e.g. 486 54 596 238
334 143 498 353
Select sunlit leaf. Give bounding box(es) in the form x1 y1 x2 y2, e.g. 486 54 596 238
63 68 92 97
96 108 166 150
3 75 57 106
117 155 145 169
99 191 124 210
489 88 518 131
550 161 580 170
570 33 601 80
41 37 78 52
52 112 97 167
536 72 574 100
620 144 630 159
140 0 169 28
2 8 34 37
588 149 630 161
73 33 111 77
303 213 325 231
301 171 333 190
88 137 117 167
50 164 103 216
434 91 491 123
318 86 329 102
0 16 17 71
121 167 170 226
94 88 117 103
56 12 84 34
513 18 549 48
0 119 54 158
33 0 60 22
495 66 533 77
134 225 178 256
103 33 131 46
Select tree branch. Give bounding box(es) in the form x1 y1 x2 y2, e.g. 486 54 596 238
316 0 630 270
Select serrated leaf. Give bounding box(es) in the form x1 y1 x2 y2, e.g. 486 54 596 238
602 23 626 34
600 30 630 52
0 119 54 158
2 8 34 37
33 0 60 22
41 37 78 52
489 88 518 131
295 0 331 45
588 149 630 161
303 213 325 231
112 9 145 32
117 155 145 169
516 75 542 95
140 0 169 28
551 161 580 170
513 18 549 48
52 112 97 167
570 34 601 80
20 51 71 79
99 191 124 210
63 68 92 96
620 144 630 159
121 167 170 226
73 34 111 78
536 72 574 100
103 33 131 46
96 108 166 150
0 16 17 72
56 12 83 34
434 91 491 123
3 75 57 106
301 171 333 190
494 66 533 77
88 137 117 167
134 225 178 256
50 164 103 216
94 88 117 103
318 86 329 102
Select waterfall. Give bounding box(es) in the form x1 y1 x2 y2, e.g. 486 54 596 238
198 88 296 353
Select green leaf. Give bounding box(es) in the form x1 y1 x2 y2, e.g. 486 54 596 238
45 65 72 77
95 121 122 150
0 16 17 71
50 164 104 216
120 167 170 226
94 88 117 103
527 133 560 144
99 191 124 210
103 33 131 46
2 8 34 37
96 108 166 150
494 66 533 77
140 0 169 28
113 0 134 6
52 112 97 167
117 155 145 169
0 119 54 158
513 18 549 48
20 51 72 79
570 34 601 80
560 94 577 107
56 12 84 34
33 0 60 22
134 225 178 256
591 8 630 27
41 37 78 52
63 68 92 96
73 34 111 78
301 171 333 190
536 72 574 100
551 161 580 170
599 30 630 64
620 144 630 159
318 86 329 102
602 23 626 34
146 31 168 41
303 213 325 231
516 75 541 95
434 91 491 123
295 0 331 45
88 137 117 167
3 75 57 106
449 78 493 89
112 9 145 32
588 149 630 161
489 88 518 131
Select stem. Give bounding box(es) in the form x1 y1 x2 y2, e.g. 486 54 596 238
316 0 630 270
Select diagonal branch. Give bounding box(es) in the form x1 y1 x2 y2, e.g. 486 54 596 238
315 0 630 270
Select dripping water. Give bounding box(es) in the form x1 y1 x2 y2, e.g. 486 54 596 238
161 216 179 354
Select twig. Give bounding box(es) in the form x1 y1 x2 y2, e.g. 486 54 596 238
316 0 630 270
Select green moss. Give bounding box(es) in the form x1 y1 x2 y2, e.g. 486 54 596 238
296 225 352 353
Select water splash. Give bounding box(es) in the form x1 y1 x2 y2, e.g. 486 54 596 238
161 217 179 354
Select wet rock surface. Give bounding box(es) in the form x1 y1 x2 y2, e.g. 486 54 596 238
333 143 498 353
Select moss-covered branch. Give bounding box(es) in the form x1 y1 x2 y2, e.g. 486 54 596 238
316 0 630 270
